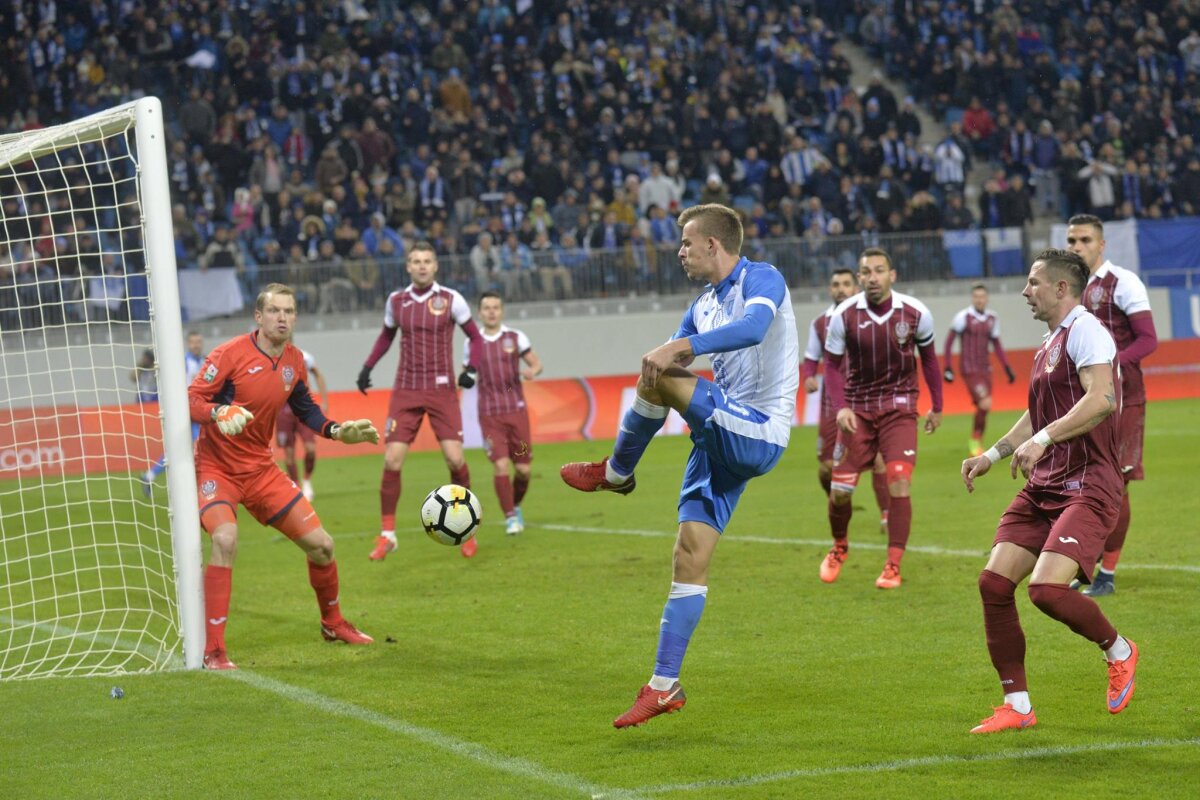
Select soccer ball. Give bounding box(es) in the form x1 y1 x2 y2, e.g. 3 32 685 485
420 484 482 546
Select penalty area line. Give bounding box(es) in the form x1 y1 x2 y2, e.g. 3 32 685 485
225 670 642 800
633 737 1200 794
538 524 1200 574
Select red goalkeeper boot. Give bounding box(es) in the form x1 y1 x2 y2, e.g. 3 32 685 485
203 648 238 671
560 458 636 495
612 682 687 729
321 619 374 645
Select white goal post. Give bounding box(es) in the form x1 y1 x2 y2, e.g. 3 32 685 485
0 98 204 678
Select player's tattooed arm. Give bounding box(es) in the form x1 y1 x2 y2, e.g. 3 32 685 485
1045 364 1116 442
994 440 1015 459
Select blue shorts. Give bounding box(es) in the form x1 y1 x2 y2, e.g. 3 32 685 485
677 377 785 534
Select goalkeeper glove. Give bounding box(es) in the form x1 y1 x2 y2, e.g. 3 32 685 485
356 366 373 395
943 368 955 383
457 367 478 389
1005 365 1016 384
332 419 379 445
213 405 254 436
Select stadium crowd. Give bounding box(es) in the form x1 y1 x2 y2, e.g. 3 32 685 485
3 0 1200 320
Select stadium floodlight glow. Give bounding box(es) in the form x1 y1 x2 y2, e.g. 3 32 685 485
0 98 204 679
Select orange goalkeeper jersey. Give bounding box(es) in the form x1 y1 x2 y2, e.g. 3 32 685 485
189 332 334 476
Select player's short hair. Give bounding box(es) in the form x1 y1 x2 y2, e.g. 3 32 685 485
677 203 743 256
831 268 856 282
859 247 893 270
478 290 503 307
1032 248 1089 297
1067 214 1104 235
186 330 201 338
971 283 987 293
255 283 296 312
408 240 437 258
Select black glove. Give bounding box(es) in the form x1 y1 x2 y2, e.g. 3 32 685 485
356 366 372 395
457 367 478 389
943 368 955 383
1004 365 1016 384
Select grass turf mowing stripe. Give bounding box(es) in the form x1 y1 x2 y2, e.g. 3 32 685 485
226 669 643 800
537 524 1200 573
632 737 1200 795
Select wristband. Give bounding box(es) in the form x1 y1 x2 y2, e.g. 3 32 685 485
1032 428 1054 448
983 447 1003 464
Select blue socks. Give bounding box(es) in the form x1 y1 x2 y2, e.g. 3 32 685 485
148 455 166 479
651 582 708 687
610 395 668 478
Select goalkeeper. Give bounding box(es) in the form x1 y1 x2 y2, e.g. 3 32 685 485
188 283 380 670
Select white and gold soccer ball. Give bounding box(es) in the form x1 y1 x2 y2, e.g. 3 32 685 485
420 484 482 546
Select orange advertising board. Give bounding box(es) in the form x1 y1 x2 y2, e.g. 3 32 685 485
2 340 1196 480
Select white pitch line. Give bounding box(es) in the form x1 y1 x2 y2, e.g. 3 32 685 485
537 524 1200 574
225 670 641 800
636 737 1200 794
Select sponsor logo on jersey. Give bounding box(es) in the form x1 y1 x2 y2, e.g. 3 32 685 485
1088 285 1105 310
428 295 448 315
201 479 217 499
502 338 517 353
894 320 911 345
247 366 264 374
1045 342 1062 373
282 365 295 390
202 363 218 383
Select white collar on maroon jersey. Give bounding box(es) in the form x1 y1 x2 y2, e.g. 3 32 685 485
480 324 511 342
966 306 991 322
1089 260 1115 283
854 290 906 324
1043 303 1088 341
406 281 442 301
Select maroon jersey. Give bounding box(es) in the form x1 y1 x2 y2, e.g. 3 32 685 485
1026 305 1122 500
189 333 331 476
824 291 936 413
464 326 532 417
948 307 1001 374
803 305 839 417
381 282 472 392
1084 261 1152 405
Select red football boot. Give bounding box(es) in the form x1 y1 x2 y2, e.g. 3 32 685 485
560 458 636 495
203 648 238 671
321 619 374 645
612 682 687 729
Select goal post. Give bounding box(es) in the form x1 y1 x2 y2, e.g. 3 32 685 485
0 97 204 679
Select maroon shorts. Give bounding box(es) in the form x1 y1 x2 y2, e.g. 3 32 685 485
480 410 533 464
963 372 992 405
197 462 316 538
275 405 316 448
385 388 463 444
816 410 838 463
1118 403 1145 481
994 489 1120 583
832 409 918 485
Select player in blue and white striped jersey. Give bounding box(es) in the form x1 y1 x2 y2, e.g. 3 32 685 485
141 331 205 495
561 203 800 728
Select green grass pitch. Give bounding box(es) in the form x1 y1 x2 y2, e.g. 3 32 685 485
3 399 1199 798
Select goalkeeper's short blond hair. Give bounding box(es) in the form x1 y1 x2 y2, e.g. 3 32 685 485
255 283 296 312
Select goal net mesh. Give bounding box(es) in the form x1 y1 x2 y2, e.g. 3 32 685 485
0 104 182 680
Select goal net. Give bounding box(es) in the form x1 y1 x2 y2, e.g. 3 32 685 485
0 99 203 680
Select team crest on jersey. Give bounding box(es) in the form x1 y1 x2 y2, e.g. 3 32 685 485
427 295 448 315
202 363 218 383
282 366 295 390
894 320 911 345
1045 342 1062 372
502 338 516 354
1088 285 1106 309
201 480 217 499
